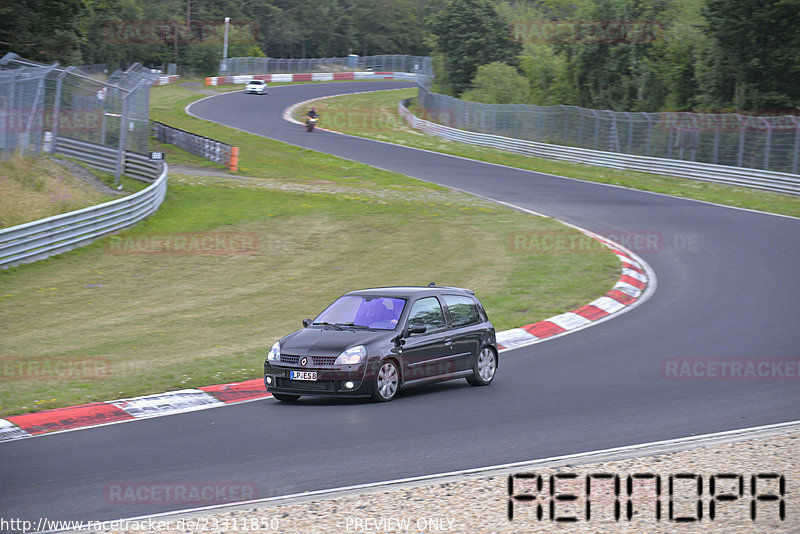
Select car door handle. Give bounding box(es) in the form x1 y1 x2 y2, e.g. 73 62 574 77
444 338 453 345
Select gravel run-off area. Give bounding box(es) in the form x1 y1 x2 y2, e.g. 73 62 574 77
93 425 798 534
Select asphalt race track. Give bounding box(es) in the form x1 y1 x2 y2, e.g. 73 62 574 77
2 81 798 527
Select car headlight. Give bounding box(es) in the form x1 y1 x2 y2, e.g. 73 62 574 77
335 345 366 365
267 341 280 362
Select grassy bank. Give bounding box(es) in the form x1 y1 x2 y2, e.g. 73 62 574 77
0 154 114 229
299 88 800 218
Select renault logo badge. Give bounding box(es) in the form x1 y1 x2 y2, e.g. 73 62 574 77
300 357 308 367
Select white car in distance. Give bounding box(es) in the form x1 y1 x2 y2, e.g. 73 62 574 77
245 80 268 95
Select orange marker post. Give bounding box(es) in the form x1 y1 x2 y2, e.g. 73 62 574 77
228 147 239 172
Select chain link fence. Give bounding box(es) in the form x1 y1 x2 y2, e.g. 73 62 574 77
220 55 432 77
0 53 157 171
417 86 800 175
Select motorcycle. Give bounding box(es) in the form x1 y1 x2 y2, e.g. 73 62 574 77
305 116 318 132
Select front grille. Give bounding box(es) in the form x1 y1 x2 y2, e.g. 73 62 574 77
280 354 337 366
276 377 335 391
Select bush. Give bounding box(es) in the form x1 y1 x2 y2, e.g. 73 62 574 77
461 62 530 104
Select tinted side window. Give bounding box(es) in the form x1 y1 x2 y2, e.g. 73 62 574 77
443 295 480 327
408 297 446 330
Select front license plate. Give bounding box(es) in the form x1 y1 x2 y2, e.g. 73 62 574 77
289 371 318 381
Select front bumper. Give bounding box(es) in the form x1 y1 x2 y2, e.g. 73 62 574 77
264 361 372 397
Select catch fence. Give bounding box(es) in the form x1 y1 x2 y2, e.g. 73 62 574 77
0 53 157 178
417 86 800 175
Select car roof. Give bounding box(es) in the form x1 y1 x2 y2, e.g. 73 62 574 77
344 286 476 298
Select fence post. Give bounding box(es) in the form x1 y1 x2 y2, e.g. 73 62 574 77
761 117 771 170
114 85 133 185
793 118 799 174
626 112 633 153
712 121 719 165
21 70 49 154
7 70 19 154
737 114 746 168
50 66 74 153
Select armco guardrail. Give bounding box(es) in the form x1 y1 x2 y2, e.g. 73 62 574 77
399 99 800 196
51 136 161 183
0 161 168 268
152 121 238 171
206 71 417 86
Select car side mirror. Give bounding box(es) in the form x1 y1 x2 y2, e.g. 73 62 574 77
393 324 426 346
302 318 312 328
407 324 427 335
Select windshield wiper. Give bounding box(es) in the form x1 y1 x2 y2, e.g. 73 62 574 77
335 322 371 329
312 321 344 330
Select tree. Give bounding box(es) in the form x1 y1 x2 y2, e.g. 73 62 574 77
352 0 429 56
556 0 671 111
428 0 521 96
702 0 800 110
519 44 576 106
0 0 88 64
461 61 529 104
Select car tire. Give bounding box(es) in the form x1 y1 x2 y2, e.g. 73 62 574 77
371 359 400 402
466 346 497 386
272 393 300 402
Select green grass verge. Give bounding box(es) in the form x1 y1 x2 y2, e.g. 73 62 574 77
0 83 619 418
300 89 800 218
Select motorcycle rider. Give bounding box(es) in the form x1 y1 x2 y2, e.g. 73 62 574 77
304 107 319 132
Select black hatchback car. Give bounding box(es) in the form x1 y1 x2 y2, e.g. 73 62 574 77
264 285 498 402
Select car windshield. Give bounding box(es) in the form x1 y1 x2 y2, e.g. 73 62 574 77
248 80 263 85
314 296 406 330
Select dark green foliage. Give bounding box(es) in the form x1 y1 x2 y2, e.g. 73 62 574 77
702 0 800 110
0 0 433 75
428 0 522 96
1 0 797 111
0 0 88 64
